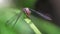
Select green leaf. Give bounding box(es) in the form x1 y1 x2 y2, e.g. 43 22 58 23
0 8 35 34
14 0 36 9
29 15 60 34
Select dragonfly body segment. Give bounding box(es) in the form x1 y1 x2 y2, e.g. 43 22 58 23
23 8 31 16
23 8 52 21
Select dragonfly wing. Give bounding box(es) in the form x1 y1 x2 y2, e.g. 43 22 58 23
6 12 21 26
13 13 21 26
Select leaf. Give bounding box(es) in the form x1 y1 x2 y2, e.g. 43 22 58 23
0 8 35 34
28 15 60 34
14 0 36 9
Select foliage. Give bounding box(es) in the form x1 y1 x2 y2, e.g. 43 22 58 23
0 0 60 34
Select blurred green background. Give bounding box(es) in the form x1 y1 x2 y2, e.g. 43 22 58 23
0 0 60 34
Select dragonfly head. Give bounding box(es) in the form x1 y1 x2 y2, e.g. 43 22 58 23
23 8 31 16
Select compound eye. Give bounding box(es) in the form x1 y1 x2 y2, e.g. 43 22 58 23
23 8 31 16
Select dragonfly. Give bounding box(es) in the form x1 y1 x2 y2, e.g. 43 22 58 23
6 8 52 26
23 8 52 20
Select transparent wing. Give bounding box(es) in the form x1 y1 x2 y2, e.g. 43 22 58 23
6 12 21 26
